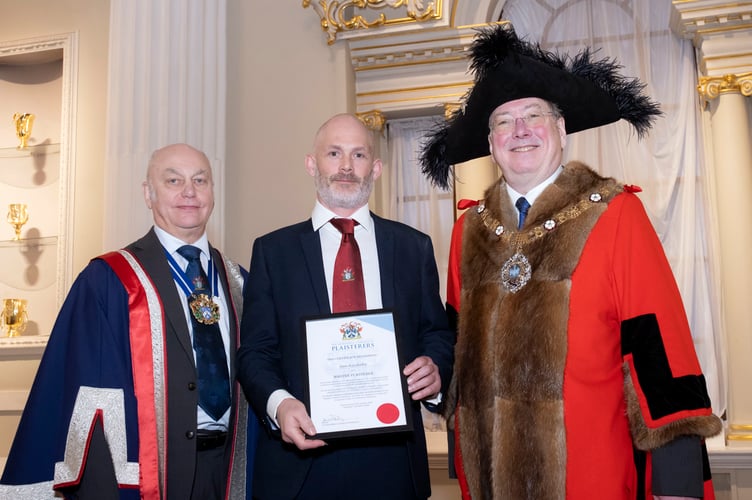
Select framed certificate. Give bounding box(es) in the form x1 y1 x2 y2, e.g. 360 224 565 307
301 309 412 440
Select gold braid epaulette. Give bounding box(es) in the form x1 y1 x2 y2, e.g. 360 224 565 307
477 183 625 248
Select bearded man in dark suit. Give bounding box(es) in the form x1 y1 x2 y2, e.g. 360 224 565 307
238 113 454 500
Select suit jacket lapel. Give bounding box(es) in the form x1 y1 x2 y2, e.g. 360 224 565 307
130 229 195 360
210 246 238 379
300 224 331 313
373 215 395 308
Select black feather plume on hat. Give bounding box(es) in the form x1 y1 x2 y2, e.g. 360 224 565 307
469 25 565 79
419 24 662 189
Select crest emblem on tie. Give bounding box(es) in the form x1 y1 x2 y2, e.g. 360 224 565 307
192 275 207 290
341 267 355 282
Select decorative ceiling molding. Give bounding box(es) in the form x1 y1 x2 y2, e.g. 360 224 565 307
670 0 752 76
670 0 752 43
303 0 444 45
302 1 508 119
349 22 507 118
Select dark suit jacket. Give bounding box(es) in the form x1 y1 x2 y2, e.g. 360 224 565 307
238 213 454 500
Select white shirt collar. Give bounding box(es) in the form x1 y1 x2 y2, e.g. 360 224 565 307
153 225 211 259
311 200 373 233
506 165 564 206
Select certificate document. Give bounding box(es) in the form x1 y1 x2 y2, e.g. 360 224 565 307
302 309 411 439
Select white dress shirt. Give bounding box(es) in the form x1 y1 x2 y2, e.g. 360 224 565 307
154 225 231 431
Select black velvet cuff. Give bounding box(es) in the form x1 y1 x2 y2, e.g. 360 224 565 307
621 313 711 419
651 435 703 498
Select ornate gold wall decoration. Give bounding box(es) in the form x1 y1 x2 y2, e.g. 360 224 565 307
356 110 386 132
728 423 752 441
443 102 461 121
698 72 752 101
303 0 442 45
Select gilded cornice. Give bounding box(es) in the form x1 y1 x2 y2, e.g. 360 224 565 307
444 102 461 121
348 24 498 71
698 72 752 100
728 423 752 441
671 2 752 76
303 0 443 45
356 110 386 132
348 24 493 116
671 1 752 43
351 48 467 72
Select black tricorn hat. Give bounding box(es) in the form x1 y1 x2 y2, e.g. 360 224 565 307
420 24 662 189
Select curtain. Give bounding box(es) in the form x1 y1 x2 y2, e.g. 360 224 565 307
381 116 455 431
381 116 454 306
501 0 725 414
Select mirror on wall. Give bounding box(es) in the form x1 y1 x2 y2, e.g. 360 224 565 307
0 33 77 354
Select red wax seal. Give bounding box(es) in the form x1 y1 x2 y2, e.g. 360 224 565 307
376 403 400 424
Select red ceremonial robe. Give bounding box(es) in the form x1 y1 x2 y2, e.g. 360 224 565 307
445 162 720 499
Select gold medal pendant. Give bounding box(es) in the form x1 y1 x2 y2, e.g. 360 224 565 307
189 293 220 325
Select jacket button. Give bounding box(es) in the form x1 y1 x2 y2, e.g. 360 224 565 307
188 382 197 390
186 430 195 440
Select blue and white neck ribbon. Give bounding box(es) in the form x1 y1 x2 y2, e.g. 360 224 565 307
164 249 219 298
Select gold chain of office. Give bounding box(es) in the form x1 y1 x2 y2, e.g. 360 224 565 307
476 183 624 248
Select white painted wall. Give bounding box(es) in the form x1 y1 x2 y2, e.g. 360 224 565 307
224 1 354 267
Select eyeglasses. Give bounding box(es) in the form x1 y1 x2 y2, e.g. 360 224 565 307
491 112 556 134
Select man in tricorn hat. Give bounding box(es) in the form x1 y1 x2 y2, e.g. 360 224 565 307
420 24 722 500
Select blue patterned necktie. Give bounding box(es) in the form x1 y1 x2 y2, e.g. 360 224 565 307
516 197 531 230
177 245 230 421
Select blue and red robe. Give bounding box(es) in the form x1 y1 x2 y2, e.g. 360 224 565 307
0 249 255 499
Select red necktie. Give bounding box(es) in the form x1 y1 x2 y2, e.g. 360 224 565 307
330 218 366 313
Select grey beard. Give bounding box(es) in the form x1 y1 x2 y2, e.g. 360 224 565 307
315 171 373 210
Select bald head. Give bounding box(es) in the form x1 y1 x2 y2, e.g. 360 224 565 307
143 143 215 243
313 114 376 156
146 143 211 180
